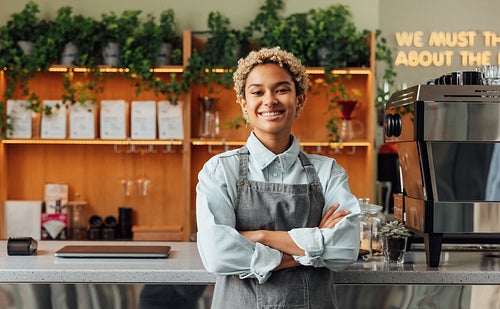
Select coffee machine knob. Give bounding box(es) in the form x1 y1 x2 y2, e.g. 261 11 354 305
393 113 402 137
385 114 394 137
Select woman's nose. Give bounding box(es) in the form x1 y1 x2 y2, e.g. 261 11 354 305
263 93 277 106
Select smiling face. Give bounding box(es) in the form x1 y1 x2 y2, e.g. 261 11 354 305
240 63 305 144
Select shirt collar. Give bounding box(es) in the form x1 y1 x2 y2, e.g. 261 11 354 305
245 132 300 171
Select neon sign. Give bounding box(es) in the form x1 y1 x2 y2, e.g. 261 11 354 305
394 31 500 67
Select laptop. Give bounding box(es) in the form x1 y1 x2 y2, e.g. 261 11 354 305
54 245 171 258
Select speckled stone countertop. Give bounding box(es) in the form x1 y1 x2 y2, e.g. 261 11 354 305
337 247 500 285
1 241 500 284
0 240 215 284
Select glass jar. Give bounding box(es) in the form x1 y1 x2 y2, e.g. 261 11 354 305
367 204 387 256
358 198 372 261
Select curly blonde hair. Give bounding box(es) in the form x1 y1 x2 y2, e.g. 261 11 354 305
233 47 309 103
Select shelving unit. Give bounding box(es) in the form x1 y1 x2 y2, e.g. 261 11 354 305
0 30 375 241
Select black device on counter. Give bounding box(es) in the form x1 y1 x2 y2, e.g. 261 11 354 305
7 237 38 255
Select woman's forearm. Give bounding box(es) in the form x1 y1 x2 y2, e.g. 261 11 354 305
240 230 305 256
273 253 301 271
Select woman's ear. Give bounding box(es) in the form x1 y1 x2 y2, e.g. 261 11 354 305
240 99 249 121
240 99 247 113
296 94 306 111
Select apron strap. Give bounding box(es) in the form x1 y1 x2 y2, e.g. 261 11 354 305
238 146 250 186
299 152 324 192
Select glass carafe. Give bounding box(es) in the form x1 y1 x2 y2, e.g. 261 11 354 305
199 96 219 138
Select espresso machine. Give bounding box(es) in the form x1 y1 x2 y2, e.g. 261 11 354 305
384 84 500 267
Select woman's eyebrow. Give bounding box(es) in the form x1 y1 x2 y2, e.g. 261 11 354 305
247 81 293 88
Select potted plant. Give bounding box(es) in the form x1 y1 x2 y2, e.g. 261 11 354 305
99 10 141 66
307 5 369 68
377 221 412 264
52 6 91 66
156 9 177 66
0 0 55 122
47 9 104 108
5 0 43 54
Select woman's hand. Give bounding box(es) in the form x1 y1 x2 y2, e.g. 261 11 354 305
319 203 350 229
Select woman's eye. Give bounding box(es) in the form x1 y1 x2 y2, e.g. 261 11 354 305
251 90 263 95
276 88 290 93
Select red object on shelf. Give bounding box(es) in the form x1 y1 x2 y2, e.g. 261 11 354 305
337 100 359 119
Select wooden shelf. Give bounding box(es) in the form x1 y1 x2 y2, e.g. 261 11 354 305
306 67 372 75
191 139 371 148
46 65 184 73
2 139 183 145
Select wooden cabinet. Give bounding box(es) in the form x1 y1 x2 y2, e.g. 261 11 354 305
0 30 375 241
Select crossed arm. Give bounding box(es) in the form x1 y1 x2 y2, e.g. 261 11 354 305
239 203 350 271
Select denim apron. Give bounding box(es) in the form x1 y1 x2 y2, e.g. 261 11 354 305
211 146 338 308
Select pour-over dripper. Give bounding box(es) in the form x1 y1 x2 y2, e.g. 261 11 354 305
338 99 358 120
337 100 364 141
199 96 219 138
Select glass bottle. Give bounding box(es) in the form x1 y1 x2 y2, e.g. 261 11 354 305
358 198 372 261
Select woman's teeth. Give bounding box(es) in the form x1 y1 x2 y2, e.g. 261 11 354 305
260 111 282 117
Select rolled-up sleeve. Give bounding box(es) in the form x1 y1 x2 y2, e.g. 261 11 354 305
196 156 282 283
288 162 360 271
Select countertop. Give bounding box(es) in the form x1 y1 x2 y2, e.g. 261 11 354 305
1 241 500 284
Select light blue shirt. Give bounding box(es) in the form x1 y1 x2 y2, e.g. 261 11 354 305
196 132 360 283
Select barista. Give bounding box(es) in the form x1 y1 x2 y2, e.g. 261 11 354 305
196 47 360 308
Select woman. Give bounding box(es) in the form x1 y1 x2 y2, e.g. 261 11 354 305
196 47 360 308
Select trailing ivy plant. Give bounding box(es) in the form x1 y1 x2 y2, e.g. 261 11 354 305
120 9 184 104
375 29 397 111
99 10 142 52
182 11 250 93
0 1 55 122
50 7 104 107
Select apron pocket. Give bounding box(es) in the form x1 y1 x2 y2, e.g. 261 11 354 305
257 268 308 308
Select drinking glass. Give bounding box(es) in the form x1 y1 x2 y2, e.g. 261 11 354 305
481 65 500 85
136 150 152 197
118 152 134 197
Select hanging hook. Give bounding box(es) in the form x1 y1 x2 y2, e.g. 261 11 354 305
332 145 342 154
348 146 356 155
127 144 136 154
147 144 154 153
164 144 173 153
222 139 229 152
208 144 215 154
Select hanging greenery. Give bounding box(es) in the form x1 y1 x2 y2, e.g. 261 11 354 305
0 1 395 140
